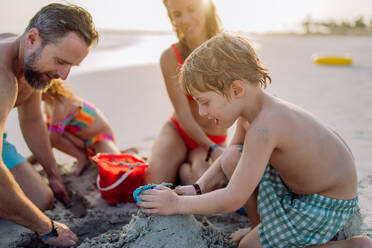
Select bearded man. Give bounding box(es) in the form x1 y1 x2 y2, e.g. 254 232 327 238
0 3 98 246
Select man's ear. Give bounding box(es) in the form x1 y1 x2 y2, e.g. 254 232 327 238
230 80 245 98
25 28 41 49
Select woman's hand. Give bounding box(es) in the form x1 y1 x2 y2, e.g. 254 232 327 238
136 185 180 215
211 146 224 161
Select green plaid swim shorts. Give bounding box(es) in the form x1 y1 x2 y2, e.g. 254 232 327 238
258 164 358 248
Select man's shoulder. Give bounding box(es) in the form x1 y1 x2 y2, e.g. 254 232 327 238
0 69 17 118
0 67 17 92
0 33 17 39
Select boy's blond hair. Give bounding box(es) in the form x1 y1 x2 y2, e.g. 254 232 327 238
181 33 271 98
41 79 75 105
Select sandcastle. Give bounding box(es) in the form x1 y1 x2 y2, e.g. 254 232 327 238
78 211 235 248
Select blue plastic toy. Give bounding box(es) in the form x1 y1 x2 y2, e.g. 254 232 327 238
133 183 172 202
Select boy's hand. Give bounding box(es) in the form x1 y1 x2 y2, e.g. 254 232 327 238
137 185 180 215
175 185 197 195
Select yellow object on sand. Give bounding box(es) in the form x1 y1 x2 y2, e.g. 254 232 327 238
312 55 353 66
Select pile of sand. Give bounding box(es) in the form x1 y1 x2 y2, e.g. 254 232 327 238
79 211 234 248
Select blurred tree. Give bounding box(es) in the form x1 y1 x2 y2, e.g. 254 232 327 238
354 17 366 28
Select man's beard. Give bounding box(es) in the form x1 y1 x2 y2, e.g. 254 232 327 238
24 46 53 90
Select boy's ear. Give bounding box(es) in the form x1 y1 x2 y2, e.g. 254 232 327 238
230 80 245 98
25 28 41 49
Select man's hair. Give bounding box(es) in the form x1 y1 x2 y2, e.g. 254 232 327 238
163 0 221 57
24 3 98 46
42 79 75 105
181 32 271 97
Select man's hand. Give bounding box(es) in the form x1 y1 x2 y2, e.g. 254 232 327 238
43 221 78 247
49 176 69 205
175 185 197 196
137 185 180 215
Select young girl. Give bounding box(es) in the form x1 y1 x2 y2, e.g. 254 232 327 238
41 79 132 176
145 0 227 186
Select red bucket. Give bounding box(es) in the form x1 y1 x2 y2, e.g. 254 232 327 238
92 153 149 205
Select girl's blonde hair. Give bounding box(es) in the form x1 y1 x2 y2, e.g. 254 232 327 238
163 0 222 57
181 32 271 97
42 79 75 105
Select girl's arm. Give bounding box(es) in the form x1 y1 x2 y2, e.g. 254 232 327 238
160 48 222 154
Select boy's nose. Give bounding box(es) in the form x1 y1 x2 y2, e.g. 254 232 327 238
57 65 71 80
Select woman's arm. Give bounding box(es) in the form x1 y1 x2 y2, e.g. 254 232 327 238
160 48 218 153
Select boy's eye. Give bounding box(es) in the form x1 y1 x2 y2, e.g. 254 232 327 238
201 101 209 106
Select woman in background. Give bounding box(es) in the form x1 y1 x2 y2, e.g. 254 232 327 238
145 0 227 186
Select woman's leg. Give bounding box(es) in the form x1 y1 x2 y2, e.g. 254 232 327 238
180 147 211 185
145 121 188 184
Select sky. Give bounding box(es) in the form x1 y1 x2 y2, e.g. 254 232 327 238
1 0 372 34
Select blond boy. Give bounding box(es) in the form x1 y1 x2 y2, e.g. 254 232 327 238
137 33 372 248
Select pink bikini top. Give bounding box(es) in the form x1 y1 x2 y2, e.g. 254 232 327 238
171 44 193 101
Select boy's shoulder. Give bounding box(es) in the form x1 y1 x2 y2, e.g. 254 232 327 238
246 101 298 142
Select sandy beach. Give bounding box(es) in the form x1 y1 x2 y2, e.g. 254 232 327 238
1 31 372 247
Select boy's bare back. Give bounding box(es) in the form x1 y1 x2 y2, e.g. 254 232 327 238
249 94 357 200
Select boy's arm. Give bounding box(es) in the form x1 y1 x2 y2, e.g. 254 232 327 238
329 127 354 160
18 91 69 204
195 118 249 193
229 117 249 146
195 155 224 193
139 123 276 215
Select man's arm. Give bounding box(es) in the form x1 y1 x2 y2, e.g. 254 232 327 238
17 91 69 204
0 74 76 245
0 73 48 229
